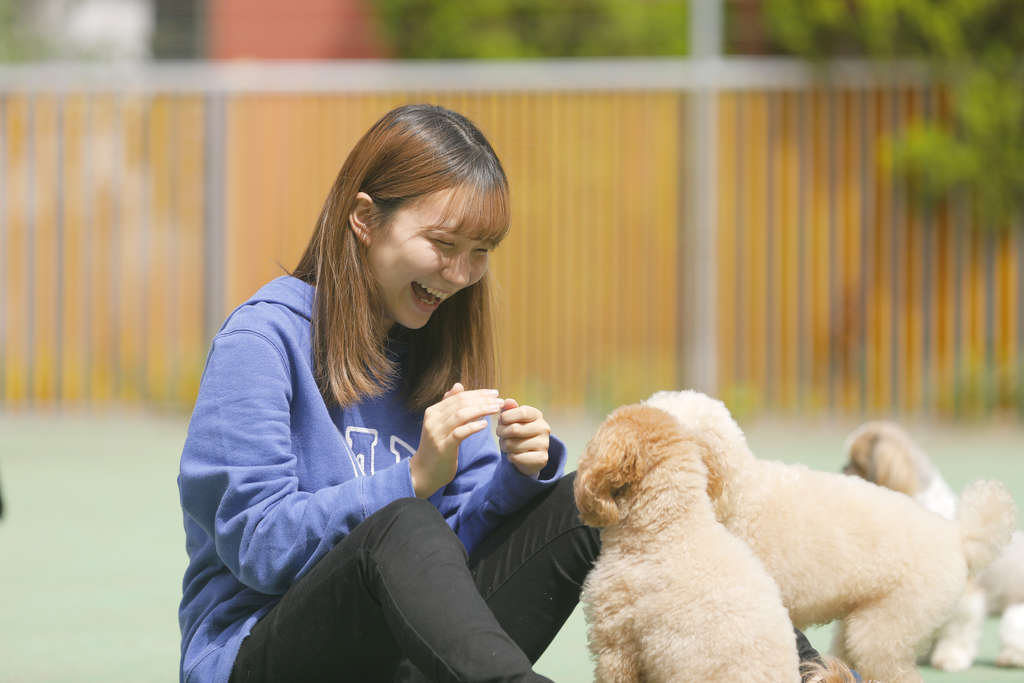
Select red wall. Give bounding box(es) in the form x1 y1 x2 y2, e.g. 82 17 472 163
206 0 389 59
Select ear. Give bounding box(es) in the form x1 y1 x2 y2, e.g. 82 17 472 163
843 432 873 479
872 439 918 495
704 458 726 501
349 192 374 246
574 407 646 527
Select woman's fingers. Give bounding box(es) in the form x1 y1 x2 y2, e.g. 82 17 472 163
441 382 464 400
429 389 499 418
496 419 549 439
496 405 549 442
413 386 500 498
452 419 489 441
506 450 549 472
495 401 550 470
428 390 559 455
497 404 542 425
450 396 504 429
499 433 549 455
426 388 504 444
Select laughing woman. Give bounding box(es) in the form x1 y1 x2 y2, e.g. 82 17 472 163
177 104 600 683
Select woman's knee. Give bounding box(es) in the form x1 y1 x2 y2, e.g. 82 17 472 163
373 496 443 527
551 471 579 512
552 472 601 558
360 497 467 563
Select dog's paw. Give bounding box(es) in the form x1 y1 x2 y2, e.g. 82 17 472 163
929 643 975 672
995 646 1024 668
996 604 1024 667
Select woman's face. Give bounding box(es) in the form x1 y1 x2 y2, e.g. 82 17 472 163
358 188 493 331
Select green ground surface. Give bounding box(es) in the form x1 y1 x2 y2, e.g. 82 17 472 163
1 410 1021 682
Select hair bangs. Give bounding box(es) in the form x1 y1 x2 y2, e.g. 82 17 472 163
437 179 510 246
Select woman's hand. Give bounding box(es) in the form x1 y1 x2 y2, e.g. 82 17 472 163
410 383 504 498
496 399 550 478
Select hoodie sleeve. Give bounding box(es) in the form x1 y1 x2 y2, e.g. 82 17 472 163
178 330 416 595
434 422 567 551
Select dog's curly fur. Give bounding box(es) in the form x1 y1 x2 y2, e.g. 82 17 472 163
843 421 1024 670
645 390 1018 683
575 404 803 682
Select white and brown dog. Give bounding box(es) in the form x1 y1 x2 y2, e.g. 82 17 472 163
575 403 863 683
844 421 1024 670
645 390 1018 683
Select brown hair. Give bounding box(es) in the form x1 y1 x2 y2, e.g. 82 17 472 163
292 104 510 410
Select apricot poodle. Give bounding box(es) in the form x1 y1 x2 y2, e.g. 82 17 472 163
575 403 863 683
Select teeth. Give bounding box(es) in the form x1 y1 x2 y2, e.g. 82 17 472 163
417 282 449 302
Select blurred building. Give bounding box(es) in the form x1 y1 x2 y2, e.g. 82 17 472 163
725 0 781 55
11 0 389 60
205 0 387 59
153 0 388 59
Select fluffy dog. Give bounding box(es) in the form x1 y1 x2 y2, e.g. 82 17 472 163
844 421 1024 669
985 541 1024 667
575 403 803 682
645 390 1018 683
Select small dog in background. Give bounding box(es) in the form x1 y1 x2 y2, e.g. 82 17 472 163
843 421 957 519
574 403 865 683
645 389 1018 683
844 421 1024 669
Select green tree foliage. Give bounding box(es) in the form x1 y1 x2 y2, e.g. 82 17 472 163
766 0 1024 230
371 0 688 58
0 0 51 61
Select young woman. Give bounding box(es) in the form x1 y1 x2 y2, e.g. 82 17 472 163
178 103 827 683
177 104 600 683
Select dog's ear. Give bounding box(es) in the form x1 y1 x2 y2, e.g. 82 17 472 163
680 428 726 500
843 431 875 479
574 406 650 527
871 438 918 495
704 458 725 500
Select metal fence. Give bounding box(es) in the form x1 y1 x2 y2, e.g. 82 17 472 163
1 59 1020 416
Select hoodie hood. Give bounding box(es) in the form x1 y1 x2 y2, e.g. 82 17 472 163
230 275 314 324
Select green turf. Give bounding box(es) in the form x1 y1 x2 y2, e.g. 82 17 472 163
0 411 185 682
0 411 1021 681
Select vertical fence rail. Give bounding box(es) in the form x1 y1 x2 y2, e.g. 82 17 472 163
203 93 227 354
0 60 1020 416
0 95 6 403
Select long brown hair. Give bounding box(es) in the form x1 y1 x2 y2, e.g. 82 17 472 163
292 104 510 411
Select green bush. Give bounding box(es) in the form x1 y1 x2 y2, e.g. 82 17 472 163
0 0 52 61
371 0 688 58
766 0 1024 231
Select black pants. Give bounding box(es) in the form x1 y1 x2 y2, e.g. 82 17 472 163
229 472 599 683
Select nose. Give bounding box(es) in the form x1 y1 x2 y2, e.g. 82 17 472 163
442 252 472 288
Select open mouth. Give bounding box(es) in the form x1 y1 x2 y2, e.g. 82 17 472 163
412 281 447 307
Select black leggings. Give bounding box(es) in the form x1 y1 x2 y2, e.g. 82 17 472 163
229 472 599 683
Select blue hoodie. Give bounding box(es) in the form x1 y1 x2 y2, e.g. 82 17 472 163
177 276 566 683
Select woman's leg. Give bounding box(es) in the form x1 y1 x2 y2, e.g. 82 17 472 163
230 497 549 683
468 472 602 662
